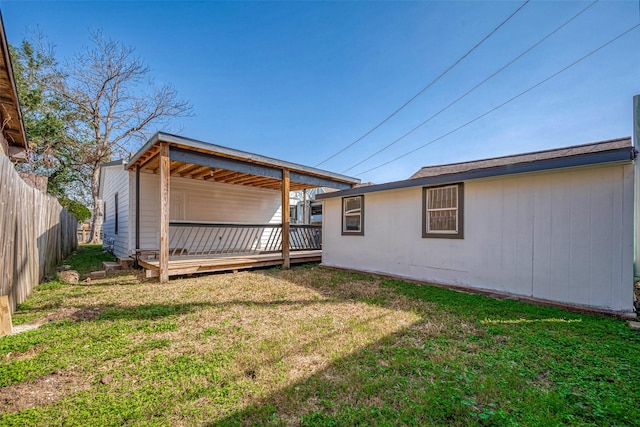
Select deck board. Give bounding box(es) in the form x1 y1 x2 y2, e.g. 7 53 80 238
138 250 321 277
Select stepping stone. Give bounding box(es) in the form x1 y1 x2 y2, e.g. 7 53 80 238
90 270 106 279
102 262 121 271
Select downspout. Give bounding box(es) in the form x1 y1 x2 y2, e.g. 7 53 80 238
135 164 140 267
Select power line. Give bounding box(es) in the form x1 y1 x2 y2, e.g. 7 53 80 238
314 0 531 168
353 23 640 178
342 0 599 174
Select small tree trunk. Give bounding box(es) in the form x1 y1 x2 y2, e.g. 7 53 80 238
89 166 103 244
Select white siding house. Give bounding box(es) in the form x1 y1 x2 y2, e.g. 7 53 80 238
99 160 131 257
99 132 359 279
319 137 637 316
99 167 284 259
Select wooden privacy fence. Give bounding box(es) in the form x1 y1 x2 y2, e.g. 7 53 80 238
0 152 77 312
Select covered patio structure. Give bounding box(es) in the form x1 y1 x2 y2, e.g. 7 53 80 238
126 133 360 282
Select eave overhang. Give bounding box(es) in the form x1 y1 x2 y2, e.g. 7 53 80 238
318 141 635 200
127 132 360 191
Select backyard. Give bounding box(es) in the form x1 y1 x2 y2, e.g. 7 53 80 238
0 245 639 426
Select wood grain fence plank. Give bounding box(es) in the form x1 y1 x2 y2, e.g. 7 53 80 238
0 152 78 313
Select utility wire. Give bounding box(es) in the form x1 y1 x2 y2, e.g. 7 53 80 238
342 0 599 174
353 23 640 178
314 0 531 168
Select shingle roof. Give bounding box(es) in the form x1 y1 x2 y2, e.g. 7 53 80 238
317 137 635 200
410 137 632 179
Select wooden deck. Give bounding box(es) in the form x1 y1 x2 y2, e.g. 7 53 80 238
138 250 322 278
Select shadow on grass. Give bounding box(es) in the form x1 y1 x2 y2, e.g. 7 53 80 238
93 298 344 322
10 264 639 425
211 324 501 426
205 268 639 426
18 298 345 325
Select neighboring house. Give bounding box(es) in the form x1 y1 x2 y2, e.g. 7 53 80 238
0 11 77 322
0 11 27 162
290 188 328 224
318 137 637 316
99 132 359 282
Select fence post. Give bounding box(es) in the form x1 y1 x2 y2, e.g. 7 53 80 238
281 169 290 269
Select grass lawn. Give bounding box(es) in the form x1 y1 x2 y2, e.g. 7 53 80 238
1 246 639 426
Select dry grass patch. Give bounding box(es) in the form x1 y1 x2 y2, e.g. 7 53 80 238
0 368 89 413
3 253 639 426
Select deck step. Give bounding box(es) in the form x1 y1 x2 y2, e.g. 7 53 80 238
102 262 122 271
117 257 134 269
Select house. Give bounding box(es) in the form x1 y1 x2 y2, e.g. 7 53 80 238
318 137 638 316
290 188 328 225
0 10 77 325
0 11 27 162
98 132 360 282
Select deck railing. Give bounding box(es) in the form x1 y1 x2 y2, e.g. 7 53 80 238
168 222 321 257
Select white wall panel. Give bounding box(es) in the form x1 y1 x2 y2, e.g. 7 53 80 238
323 163 635 313
136 174 281 252
100 165 130 258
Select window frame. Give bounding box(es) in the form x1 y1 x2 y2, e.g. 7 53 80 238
422 183 464 239
342 195 364 236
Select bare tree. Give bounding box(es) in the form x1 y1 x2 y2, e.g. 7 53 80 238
54 31 192 243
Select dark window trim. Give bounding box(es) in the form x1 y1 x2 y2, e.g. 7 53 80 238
341 195 364 236
422 183 464 239
114 192 119 235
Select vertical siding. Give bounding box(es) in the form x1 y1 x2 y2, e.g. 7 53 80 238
100 165 130 258
137 174 281 251
323 163 635 313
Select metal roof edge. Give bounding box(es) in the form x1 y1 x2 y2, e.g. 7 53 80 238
317 146 635 200
157 132 360 184
100 159 126 168
128 131 360 185
127 132 160 168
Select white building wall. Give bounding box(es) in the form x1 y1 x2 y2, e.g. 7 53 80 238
134 173 281 252
100 165 130 258
323 163 635 313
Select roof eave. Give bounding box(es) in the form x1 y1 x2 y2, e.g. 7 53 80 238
127 132 360 186
0 10 28 157
317 146 636 200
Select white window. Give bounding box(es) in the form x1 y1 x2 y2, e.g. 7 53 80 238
342 195 364 235
423 184 463 238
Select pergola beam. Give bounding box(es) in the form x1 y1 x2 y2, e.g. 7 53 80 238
282 168 290 269
170 147 283 180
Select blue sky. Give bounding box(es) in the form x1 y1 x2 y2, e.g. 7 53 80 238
1 1 639 183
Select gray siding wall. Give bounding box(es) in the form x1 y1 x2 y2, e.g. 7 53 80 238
323 163 635 313
100 165 130 258
134 173 282 252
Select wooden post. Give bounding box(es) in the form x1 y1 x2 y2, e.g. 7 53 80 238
0 296 12 337
281 168 290 269
159 143 170 283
